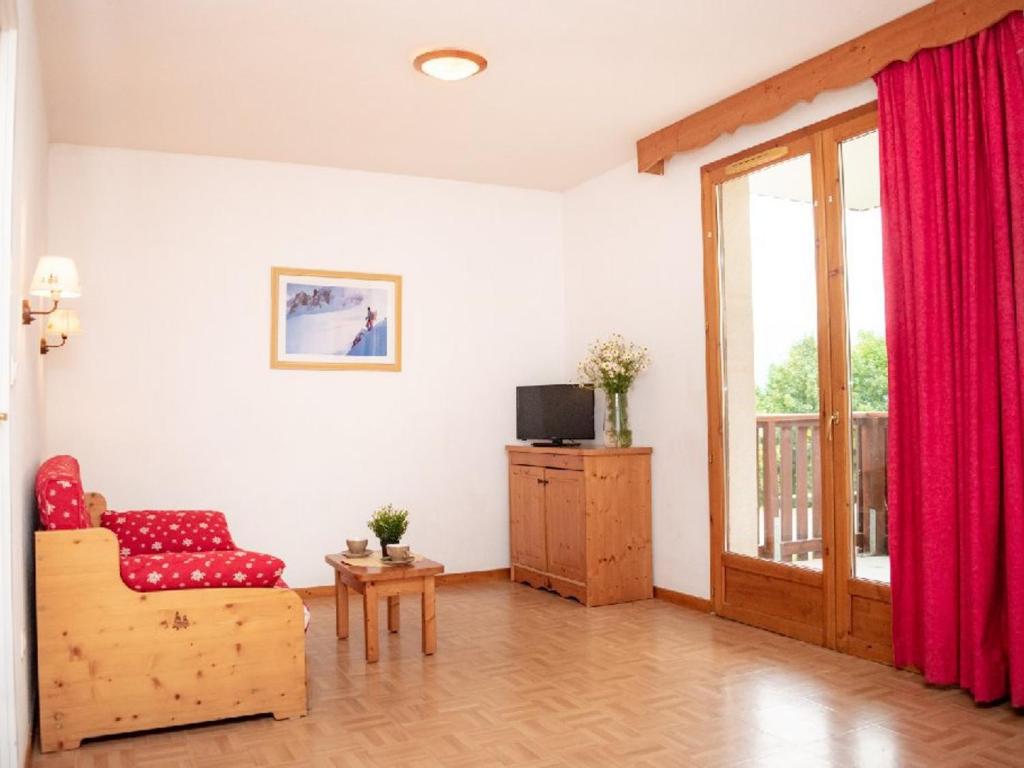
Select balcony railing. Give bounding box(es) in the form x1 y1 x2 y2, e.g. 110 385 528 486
755 412 888 562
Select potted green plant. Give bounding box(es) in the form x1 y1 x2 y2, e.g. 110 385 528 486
367 504 409 556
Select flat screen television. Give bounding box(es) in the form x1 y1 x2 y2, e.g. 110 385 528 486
516 384 595 446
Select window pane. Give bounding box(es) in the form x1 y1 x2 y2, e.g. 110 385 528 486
719 154 823 568
840 129 889 584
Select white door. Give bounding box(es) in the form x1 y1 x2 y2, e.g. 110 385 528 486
0 20 19 768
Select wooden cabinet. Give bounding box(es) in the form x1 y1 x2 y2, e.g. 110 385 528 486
509 465 547 572
507 446 653 607
544 469 586 582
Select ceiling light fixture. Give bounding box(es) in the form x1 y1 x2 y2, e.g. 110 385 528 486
413 49 487 81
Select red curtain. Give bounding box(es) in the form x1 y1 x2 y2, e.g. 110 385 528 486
875 12 1024 705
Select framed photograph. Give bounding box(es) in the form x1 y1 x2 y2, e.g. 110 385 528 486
270 267 402 371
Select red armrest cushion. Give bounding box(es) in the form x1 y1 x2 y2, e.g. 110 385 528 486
119 550 285 591
102 510 237 556
36 455 89 530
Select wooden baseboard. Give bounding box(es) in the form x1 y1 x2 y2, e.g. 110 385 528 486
299 577 700 614
436 567 510 586
293 567 511 598
299 575 704 611
653 586 712 613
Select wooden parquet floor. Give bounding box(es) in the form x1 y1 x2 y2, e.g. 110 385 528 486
29 582 1024 768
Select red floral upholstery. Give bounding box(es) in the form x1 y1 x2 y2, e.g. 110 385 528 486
35 457 308 628
119 550 285 592
101 510 237 556
36 455 89 530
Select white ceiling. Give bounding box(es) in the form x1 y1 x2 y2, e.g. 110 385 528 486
35 0 929 191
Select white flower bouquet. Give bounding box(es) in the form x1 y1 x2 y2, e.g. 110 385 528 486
576 334 650 447
576 334 651 395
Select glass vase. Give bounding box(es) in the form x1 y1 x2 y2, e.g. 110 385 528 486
604 391 632 448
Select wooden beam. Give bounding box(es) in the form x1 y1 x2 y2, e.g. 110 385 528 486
636 0 1023 173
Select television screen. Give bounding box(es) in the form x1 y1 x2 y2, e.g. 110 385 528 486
516 385 595 443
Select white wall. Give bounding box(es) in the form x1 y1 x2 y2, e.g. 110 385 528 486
42 76 878 609
3 0 49 763
561 82 877 598
45 145 564 587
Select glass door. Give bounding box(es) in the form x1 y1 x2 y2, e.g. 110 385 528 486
823 111 892 662
721 150 824 568
706 131 835 646
704 103 890 659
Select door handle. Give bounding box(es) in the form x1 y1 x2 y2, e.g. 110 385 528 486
826 410 840 441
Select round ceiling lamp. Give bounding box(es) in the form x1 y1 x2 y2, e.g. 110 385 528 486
413 49 487 81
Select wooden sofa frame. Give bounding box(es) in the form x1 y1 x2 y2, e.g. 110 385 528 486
36 492 308 752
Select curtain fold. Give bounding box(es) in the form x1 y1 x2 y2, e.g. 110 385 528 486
875 11 1024 705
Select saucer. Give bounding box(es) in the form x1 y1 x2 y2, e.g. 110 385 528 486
341 550 372 558
381 555 414 565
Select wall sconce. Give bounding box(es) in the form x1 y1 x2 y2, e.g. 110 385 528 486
22 256 81 325
40 309 81 354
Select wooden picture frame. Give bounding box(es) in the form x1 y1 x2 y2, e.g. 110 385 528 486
270 267 402 371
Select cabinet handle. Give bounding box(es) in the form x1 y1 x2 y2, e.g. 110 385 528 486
536 478 549 485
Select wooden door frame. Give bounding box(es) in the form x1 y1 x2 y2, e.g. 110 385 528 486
0 16 19 768
702 102 882 653
821 108 893 663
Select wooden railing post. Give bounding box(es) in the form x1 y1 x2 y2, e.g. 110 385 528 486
762 419 777 559
811 424 822 550
795 425 809 549
779 426 793 552
857 413 888 557
752 412 887 565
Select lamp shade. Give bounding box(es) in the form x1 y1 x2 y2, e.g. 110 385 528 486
44 309 82 338
29 256 81 298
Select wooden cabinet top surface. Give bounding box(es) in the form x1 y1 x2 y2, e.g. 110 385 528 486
506 445 652 456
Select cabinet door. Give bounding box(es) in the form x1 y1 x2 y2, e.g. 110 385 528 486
510 465 547 571
544 468 586 582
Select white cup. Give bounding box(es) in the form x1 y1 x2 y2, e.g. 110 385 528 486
387 545 410 560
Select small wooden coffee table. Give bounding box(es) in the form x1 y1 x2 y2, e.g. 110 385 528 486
324 552 444 663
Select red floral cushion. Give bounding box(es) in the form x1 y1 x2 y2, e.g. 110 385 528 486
119 550 285 592
36 455 89 530
101 510 237 556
